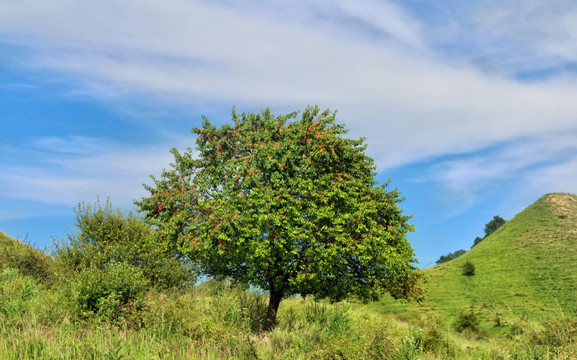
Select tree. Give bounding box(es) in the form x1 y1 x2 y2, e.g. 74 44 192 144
136 106 423 331
436 249 466 265
472 215 506 248
484 215 506 237
471 236 483 248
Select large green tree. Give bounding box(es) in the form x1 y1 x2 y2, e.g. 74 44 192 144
137 106 423 330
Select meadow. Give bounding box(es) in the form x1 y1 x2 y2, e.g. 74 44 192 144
1 193 576 359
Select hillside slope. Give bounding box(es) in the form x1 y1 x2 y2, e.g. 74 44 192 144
421 193 577 319
0 231 56 283
378 193 577 323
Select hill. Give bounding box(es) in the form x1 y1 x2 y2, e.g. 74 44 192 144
383 193 577 322
0 231 56 284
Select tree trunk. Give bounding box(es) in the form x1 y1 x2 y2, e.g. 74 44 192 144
262 289 283 331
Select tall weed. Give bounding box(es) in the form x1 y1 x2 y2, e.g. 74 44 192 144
0 268 40 321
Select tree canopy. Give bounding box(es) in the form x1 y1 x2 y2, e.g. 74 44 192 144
472 215 507 248
136 106 423 330
436 249 466 265
484 215 506 237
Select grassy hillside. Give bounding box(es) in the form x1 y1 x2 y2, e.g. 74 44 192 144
1 195 576 359
382 193 577 323
0 231 56 284
0 231 27 254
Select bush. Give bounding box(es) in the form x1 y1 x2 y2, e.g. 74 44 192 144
394 334 422 360
0 268 41 322
54 199 196 289
238 290 268 333
454 308 480 333
462 261 475 276
53 199 197 323
420 315 453 355
536 316 577 348
70 262 149 324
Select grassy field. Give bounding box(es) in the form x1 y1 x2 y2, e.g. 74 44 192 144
1 193 576 359
380 193 577 320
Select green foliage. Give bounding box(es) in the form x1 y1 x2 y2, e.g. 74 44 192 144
461 261 476 276
484 215 506 237
0 269 576 359
436 249 466 264
54 198 195 289
302 301 351 336
0 268 40 321
3 191 577 357
69 262 150 323
472 215 507 248
378 193 577 336
137 105 423 330
472 236 483 248
53 199 195 323
535 314 577 349
394 334 422 360
454 308 481 333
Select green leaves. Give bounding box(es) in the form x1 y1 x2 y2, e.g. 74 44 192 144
138 106 424 328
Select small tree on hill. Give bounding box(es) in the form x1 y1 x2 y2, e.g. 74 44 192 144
471 216 507 248
484 216 506 237
436 249 466 265
137 106 424 331
472 236 483 248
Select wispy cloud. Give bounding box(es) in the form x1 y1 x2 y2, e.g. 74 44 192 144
2 0 577 218
0 136 190 209
422 131 577 216
433 0 577 77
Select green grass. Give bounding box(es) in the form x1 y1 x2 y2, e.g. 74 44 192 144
378 193 577 327
1 194 577 359
0 231 57 285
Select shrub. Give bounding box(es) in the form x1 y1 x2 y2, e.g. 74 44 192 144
394 334 422 360
238 290 268 333
0 268 41 321
454 308 480 333
462 261 476 276
303 301 329 326
54 199 196 289
536 316 577 348
327 302 352 336
70 262 149 324
420 315 453 355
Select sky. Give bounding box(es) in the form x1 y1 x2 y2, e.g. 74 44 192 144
1 0 577 267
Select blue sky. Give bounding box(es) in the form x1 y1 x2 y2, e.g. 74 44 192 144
2 0 577 267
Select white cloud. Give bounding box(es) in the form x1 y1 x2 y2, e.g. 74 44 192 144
31 136 106 155
421 131 577 216
2 0 577 215
464 0 577 71
326 0 425 50
0 136 191 208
